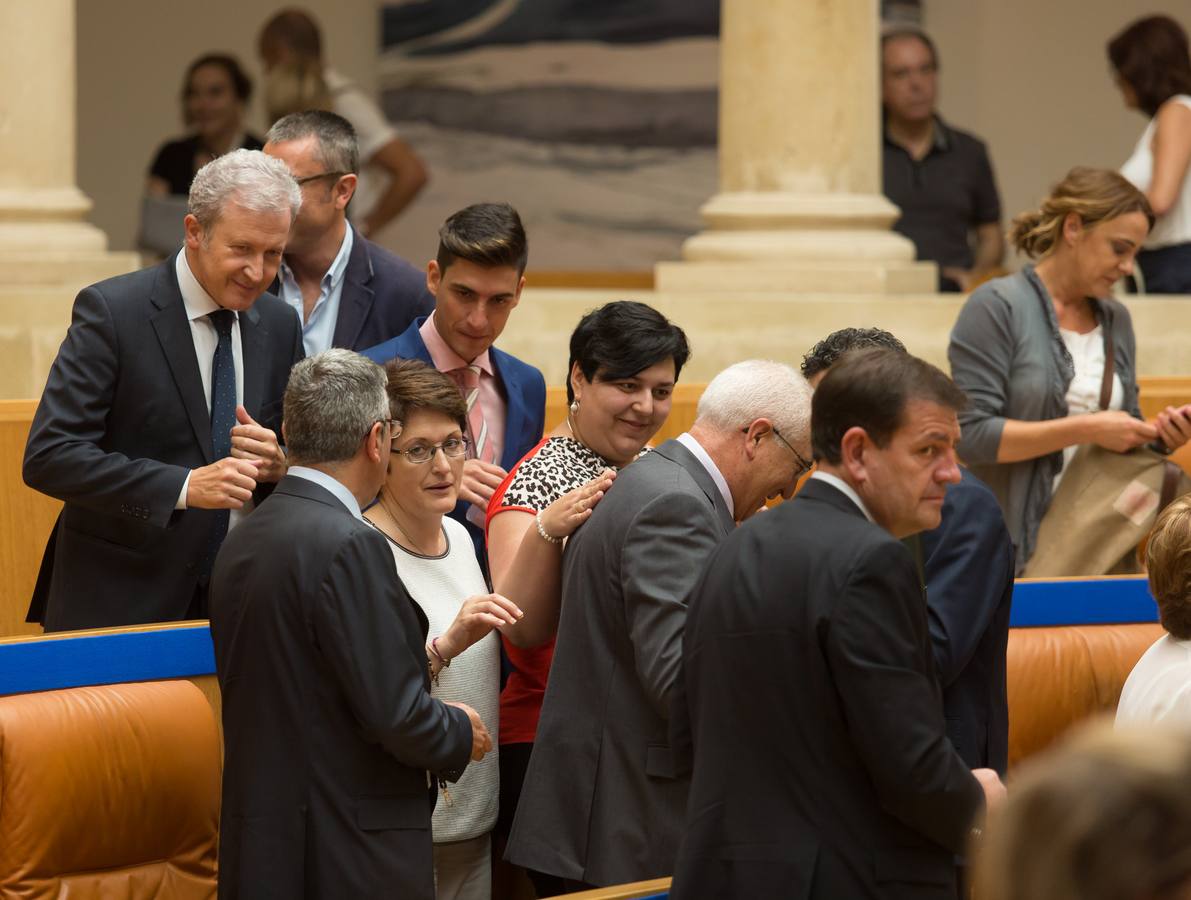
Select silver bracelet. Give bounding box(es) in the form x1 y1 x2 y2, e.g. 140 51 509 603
535 512 563 545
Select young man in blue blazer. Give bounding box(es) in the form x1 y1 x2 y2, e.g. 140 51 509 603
362 203 546 567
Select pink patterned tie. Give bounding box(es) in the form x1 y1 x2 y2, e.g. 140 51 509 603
453 365 495 464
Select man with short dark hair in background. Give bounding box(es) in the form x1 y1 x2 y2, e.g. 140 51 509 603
210 348 493 900
670 349 1005 900
362 202 546 566
23 149 304 631
882 28 1004 292
264 110 433 356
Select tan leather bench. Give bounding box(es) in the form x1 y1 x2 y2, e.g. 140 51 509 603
0 679 220 899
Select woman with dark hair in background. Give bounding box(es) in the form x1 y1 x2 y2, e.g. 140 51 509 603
485 300 689 896
146 54 263 197
1110 15 1191 293
949 167 1191 572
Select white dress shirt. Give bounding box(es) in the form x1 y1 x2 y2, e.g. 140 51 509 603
676 432 734 518
277 224 354 357
287 466 364 520
174 250 246 524
809 470 875 522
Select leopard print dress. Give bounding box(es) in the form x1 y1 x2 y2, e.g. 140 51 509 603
489 436 619 518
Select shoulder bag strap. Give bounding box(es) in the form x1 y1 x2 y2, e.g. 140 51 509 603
1098 307 1115 412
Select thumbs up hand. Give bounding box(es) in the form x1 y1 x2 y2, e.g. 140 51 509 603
229 404 287 483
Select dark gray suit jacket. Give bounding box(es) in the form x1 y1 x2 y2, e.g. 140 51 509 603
23 255 302 630
505 439 734 886
210 474 472 899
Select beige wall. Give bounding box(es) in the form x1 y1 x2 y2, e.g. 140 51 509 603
77 1 1191 261
927 1 1191 265
76 0 379 252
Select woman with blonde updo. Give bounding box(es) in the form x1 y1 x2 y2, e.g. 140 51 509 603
973 723 1191 900
948 167 1191 571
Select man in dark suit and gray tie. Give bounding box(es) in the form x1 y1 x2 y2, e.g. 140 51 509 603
670 349 1006 900
23 149 304 631
505 359 815 890
263 110 434 356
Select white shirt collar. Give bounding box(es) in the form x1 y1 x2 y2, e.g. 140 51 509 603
676 432 734 517
809 470 874 522
287 466 364 520
176 249 229 322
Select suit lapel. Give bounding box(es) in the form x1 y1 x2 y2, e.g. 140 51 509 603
490 348 527 471
332 226 374 350
149 258 213 464
654 439 735 534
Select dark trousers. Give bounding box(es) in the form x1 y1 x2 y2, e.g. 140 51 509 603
1136 242 1191 294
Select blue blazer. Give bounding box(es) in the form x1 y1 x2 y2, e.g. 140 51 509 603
361 317 547 562
920 467 1015 775
269 225 434 352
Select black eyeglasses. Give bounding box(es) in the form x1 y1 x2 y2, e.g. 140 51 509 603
391 436 472 464
295 171 348 187
772 427 815 477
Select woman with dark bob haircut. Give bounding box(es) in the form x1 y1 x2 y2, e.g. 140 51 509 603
1110 15 1191 293
484 300 689 895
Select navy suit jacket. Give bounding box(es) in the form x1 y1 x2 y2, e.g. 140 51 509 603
361 316 546 562
269 225 433 352
921 467 1015 775
24 255 303 630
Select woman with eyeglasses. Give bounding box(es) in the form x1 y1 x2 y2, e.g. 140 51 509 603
484 300 689 897
364 358 521 900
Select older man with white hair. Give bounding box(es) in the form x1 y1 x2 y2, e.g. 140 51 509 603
24 148 304 631
506 360 814 891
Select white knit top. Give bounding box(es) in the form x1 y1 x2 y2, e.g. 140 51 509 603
376 515 500 843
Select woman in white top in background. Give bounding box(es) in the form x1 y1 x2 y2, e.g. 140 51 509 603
365 358 522 900
1111 15 1191 293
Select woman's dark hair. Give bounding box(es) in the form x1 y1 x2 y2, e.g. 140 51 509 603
184 53 254 104
1108 16 1191 117
566 301 690 404
383 358 468 433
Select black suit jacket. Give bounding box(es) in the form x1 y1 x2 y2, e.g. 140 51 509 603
210 474 473 900
921 468 1014 775
23 255 302 630
269 225 434 352
506 440 734 886
669 479 984 900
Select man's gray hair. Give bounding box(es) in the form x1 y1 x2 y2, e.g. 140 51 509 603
283 349 389 465
695 360 813 439
265 109 360 175
188 148 302 230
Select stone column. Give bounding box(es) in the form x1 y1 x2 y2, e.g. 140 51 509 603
655 0 936 294
0 0 137 397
